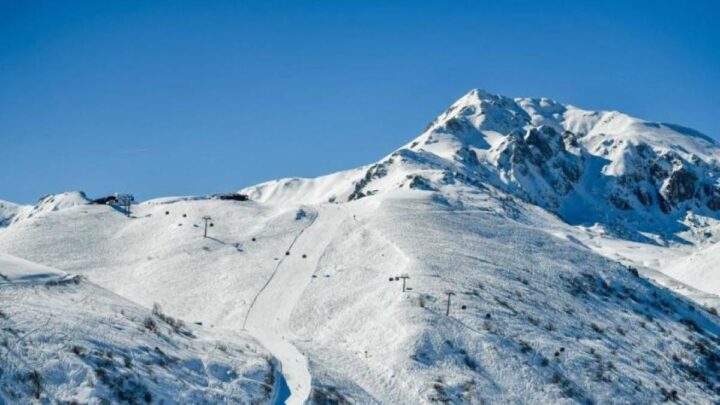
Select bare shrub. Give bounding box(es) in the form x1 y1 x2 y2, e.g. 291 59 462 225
152 303 189 335
143 317 158 333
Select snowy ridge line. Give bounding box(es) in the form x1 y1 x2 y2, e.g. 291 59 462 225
241 208 319 330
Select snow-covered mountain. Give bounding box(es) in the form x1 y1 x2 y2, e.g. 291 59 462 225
3 89 720 404
247 89 720 241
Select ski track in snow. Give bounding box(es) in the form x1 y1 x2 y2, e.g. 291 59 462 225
242 208 319 330
242 205 348 405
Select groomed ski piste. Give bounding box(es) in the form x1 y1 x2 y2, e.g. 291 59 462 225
3 89 720 403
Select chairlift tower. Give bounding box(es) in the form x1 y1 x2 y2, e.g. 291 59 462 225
445 291 456 316
116 193 135 217
399 274 410 292
202 216 212 238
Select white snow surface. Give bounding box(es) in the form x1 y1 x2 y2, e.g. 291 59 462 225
3 89 720 403
664 242 720 297
0 253 275 404
0 200 26 227
0 253 66 283
2 189 720 403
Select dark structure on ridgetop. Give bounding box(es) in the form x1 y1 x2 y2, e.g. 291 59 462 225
92 195 119 205
92 193 134 217
212 192 249 202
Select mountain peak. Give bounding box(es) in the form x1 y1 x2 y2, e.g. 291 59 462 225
245 90 720 241
450 88 516 110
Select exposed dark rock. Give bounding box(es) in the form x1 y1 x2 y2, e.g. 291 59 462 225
608 194 633 210
634 188 653 207
348 160 392 201
407 175 436 191
524 126 564 162
663 168 697 205
454 146 480 166
707 192 720 211
657 192 672 214
439 117 466 134
649 162 670 184
562 131 579 148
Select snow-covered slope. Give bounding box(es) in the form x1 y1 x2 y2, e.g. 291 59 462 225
3 89 720 404
664 242 720 297
0 253 277 404
2 189 720 403
20 191 91 219
0 199 26 227
0 191 90 228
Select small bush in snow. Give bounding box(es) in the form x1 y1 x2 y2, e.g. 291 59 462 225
518 340 533 354
661 387 679 402
27 370 42 399
483 319 492 331
551 372 562 384
463 355 479 371
494 296 515 313
462 379 476 398
262 359 275 395
142 317 158 333
680 318 701 333
152 302 189 335
430 378 450 403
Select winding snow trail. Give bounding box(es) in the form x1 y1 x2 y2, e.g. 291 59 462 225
243 206 347 405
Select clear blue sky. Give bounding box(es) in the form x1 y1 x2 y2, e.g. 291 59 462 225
2 1 718 204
